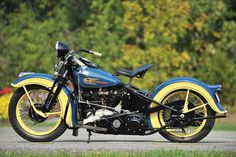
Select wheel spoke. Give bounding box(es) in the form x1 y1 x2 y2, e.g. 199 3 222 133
181 127 186 134
183 89 190 113
195 121 202 126
45 111 61 116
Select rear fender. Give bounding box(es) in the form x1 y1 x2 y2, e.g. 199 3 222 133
148 77 227 129
11 73 76 127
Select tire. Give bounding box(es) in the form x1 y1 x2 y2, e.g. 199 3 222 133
9 85 67 142
159 90 215 143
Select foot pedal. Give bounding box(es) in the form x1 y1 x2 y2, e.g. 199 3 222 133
87 131 92 143
72 129 78 136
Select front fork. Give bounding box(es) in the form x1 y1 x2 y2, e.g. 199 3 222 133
44 80 82 128
43 80 62 112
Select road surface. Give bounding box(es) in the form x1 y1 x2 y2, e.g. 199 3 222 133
0 128 235 152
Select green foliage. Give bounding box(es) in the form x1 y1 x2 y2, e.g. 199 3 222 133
0 2 68 85
74 0 125 72
0 0 236 105
182 0 236 105
114 0 191 90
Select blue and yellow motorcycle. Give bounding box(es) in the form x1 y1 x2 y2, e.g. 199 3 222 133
9 41 227 142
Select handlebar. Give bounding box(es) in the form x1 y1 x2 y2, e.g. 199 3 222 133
77 49 102 57
92 51 102 57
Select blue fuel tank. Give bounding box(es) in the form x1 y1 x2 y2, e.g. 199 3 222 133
73 67 121 88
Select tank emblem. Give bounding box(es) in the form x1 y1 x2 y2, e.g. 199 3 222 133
84 78 108 85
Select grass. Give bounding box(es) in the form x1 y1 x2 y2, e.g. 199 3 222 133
0 120 10 127
213 106 236 131
213 123 236 131
0 150 235 157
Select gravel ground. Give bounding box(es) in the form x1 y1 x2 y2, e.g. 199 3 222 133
0 128 235 152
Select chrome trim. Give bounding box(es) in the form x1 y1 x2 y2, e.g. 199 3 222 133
215 93 220 103
55 41 59 49
18 72 35 77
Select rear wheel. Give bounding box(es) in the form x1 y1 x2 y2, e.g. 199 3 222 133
9 85 66 142
159 90 215 142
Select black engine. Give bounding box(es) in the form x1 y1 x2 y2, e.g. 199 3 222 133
95 112 147 135
81 86 149 135
81 87 125 107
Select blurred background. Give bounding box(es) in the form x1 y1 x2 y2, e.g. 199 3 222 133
0 0 236 129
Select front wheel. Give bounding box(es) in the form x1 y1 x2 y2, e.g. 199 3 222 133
159 90 215 143
9 85 67 142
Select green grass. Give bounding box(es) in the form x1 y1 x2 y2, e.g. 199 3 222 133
213 123 236 131
0 121 10 127
0 150 235 157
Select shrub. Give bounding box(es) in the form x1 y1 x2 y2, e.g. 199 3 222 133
0 93 13 121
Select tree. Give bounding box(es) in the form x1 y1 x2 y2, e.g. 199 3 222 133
0 1 68 86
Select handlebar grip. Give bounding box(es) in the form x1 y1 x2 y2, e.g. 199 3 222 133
78 49 102 57
89 50 102 57
93 51 102 57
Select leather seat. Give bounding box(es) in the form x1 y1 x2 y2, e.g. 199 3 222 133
116 64 153 78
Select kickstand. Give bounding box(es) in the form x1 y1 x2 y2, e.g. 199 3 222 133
87 130 92 143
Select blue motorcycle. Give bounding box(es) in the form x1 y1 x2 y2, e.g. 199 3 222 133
9 41 227 143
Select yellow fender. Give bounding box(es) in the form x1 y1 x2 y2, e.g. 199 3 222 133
149 79 227 129
11 73 73 127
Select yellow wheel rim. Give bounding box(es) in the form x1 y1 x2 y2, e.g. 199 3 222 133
16 89 62 136
159 90 207 138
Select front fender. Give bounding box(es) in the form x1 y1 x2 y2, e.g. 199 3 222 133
148 77 227 128
11 73 76 127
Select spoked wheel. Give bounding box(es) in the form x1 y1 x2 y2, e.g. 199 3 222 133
9 85 66 142
159 89 215 142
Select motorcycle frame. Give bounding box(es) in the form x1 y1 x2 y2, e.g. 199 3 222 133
56 77 226 134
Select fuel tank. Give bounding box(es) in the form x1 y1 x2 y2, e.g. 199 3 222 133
73 67 121 88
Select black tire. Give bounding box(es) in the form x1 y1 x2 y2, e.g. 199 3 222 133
9 85 67 142
159 90 215 143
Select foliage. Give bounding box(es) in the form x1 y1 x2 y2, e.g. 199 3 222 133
114 0 191 90
0 1 69 85
0 93 12 121
0 0 236 106
183 0 236 105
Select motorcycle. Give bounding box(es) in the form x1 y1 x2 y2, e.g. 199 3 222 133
9 41 227 143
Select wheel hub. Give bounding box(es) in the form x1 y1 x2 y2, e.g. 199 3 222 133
167 100 196 127
28 103 47 123
180 114 185 118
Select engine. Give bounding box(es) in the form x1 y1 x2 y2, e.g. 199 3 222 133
81 87 125 107
81 87 148 135
95 112 147 135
